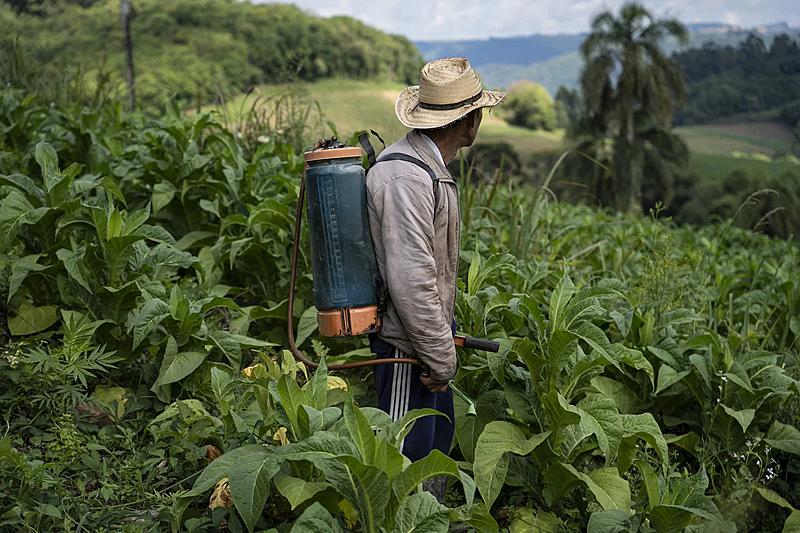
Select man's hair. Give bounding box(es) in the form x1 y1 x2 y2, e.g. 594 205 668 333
415 109 481 136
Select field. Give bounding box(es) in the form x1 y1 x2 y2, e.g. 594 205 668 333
1 86 800 532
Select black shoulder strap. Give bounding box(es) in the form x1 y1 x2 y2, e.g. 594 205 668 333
357 130 385 168
374 153 440 212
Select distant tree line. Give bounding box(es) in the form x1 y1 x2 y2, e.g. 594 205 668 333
0 0 424 106
672 33 800 125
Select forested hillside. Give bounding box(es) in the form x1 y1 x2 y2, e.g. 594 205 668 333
0 0 424 106
672 33 800 125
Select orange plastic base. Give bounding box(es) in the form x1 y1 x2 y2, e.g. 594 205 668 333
318 305 381 337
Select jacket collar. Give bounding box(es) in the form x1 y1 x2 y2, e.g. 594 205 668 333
406 130 454 182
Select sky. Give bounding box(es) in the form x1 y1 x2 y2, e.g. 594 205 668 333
262 0 800 40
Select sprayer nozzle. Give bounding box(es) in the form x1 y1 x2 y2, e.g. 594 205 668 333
449 381 477 417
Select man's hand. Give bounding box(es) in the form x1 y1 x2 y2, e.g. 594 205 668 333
420 372 449 393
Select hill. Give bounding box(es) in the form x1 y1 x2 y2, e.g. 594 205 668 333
0 0 424 106
415 22 800 93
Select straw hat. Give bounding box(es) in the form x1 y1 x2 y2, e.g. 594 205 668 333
395 57 506 129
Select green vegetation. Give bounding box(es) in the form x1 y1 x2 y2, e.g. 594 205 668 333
0 0 424 107
673 34 800 126
502 81 556 131
1 80 799 531
567 2 689 213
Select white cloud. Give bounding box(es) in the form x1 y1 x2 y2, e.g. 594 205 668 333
257 0 800 40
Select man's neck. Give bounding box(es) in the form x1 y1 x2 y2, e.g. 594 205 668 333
423 130 463 164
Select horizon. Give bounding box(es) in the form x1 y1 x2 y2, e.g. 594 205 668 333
261 0 800 41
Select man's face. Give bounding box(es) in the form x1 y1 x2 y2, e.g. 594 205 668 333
465 109 483 147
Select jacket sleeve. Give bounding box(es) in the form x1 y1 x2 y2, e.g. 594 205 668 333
373 173 456 381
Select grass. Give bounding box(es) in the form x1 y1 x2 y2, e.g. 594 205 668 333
689 152 800 182
675 121 795 156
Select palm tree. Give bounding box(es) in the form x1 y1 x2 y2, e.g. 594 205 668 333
572 2 689 213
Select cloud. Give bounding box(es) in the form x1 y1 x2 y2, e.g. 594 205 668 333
258 0 800 40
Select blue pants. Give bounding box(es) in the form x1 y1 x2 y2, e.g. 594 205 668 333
371 335 455 462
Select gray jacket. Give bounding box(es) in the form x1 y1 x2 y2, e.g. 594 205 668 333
366 131 460 381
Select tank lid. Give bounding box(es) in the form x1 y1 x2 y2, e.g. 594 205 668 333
304 147 363 163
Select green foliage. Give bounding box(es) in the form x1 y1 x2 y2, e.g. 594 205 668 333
504 81 557 131
673 34 800 125
0 0 424 108
568 1 689 213
1 85 798 531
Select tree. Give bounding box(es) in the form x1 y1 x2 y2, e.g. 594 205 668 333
569 2 689 212
120 0 135 110
504 81 556 131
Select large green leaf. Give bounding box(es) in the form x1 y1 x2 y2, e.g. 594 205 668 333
8 303 59 336
585 467 632 512
765 421 800 456
388 408 448 447
35 141 59 191
155 338 206 386
655 365 690 395
228 447 282 532
510 508 562 533
784 511 800 533
290 502 343 533
590 376 642 414
130 298 170 349
754 486 796 512
319 455 391 533
56 246 92 293
273 473 329 510
295 306 317 347
586 510 634 533
394 491 449 533
8 255 48 303
473 421 550 508
185 444 268 497
545 464 631 512
649 505 694 533
720 404 756 434
392 449 462 499
276 374 308 439
548 273 576 332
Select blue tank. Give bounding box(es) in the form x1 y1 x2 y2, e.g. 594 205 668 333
304 152 379 312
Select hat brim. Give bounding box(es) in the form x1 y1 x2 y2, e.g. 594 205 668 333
395 86 507 129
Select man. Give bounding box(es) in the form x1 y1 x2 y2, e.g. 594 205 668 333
366 58 505 472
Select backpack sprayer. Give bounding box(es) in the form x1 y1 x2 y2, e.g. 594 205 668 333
286 138 498 414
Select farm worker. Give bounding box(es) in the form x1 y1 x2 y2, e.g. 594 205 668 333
365 57 506 499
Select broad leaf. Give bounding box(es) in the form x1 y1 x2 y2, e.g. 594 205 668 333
473 421 550 508
655 365 690 395
720 404 756 434
130 298 170 349
766 421 800 456
394 491 448 533
290 502 343 533
393 449 462 499
228 447 282 532
155 338 206 386
273 473 329 510
586 510 633 533
8 303 59 336
8 254 48 303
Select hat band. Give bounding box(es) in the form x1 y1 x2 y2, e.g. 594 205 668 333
418 90 483 110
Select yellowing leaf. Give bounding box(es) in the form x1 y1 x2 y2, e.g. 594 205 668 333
273 426 289 446
209 477 232 510
327 376 348 391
